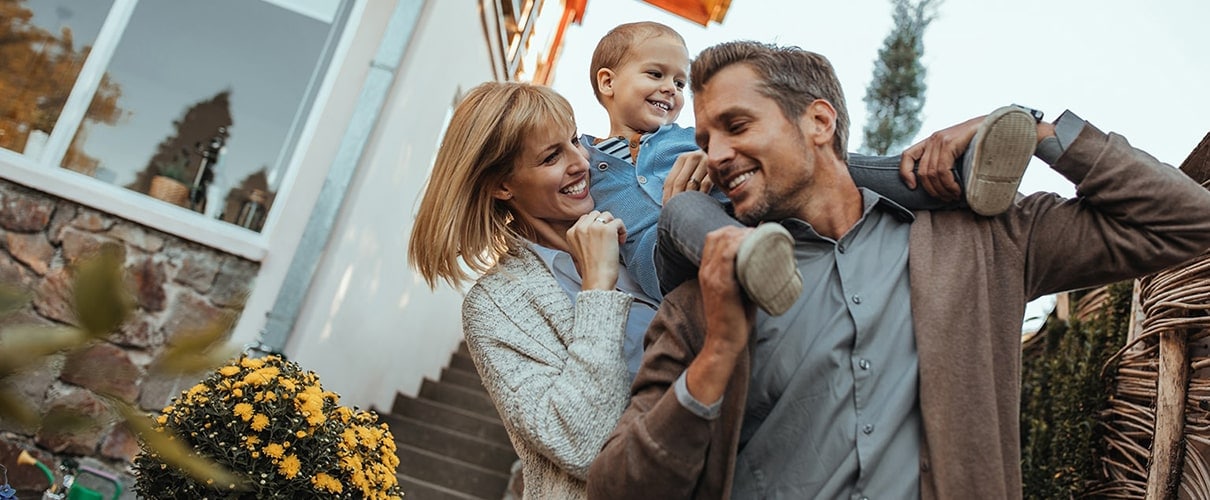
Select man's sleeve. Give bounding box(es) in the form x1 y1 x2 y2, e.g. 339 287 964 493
587 281 742 499
1006 113 1210 298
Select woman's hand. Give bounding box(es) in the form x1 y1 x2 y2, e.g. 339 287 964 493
566 210 626 291
662 151 714 203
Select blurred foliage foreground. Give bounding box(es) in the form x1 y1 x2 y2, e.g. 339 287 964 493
0 244 402 498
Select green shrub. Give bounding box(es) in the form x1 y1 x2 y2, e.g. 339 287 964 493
1020 282 1133 499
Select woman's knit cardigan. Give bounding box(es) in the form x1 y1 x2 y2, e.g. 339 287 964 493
462 246 633 499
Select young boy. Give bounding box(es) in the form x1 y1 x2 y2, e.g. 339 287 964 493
583 22 1035 314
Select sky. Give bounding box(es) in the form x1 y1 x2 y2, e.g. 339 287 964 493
549 0 1210 331
550 0 1210 200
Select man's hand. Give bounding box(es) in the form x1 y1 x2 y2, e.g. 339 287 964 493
684 226 755 404
899 115 984 202
663 151 714 203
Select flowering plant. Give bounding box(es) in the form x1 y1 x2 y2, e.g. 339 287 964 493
132 355 403 499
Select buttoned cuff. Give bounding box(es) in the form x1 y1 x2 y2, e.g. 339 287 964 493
1035 110 1087 165
673 371 722 420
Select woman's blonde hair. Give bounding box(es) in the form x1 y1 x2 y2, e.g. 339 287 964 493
408 81 577 289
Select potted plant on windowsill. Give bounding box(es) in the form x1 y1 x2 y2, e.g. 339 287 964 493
149 154 191 207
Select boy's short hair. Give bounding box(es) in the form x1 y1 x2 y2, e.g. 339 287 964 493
589 21 686 105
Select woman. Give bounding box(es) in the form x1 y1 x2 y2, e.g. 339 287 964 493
408 82 655 499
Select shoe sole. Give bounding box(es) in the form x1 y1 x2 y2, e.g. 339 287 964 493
965 107 1037 216
735 223 802 316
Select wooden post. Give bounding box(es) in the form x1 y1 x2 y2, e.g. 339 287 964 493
1147 330 1189 500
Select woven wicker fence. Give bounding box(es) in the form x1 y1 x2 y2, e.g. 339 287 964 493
1027 132 1210 499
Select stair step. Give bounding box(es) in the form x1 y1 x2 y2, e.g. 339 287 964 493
441 367 487 393
397 442 509 499
457 342 471 357
449 352 477 374
392 415 517 472
420 379 499 418
388 398 511 446
397 472 485 500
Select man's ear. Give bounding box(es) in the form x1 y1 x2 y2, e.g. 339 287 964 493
596 68 616 98
801 99 837 147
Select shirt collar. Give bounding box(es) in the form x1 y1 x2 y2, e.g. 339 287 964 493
782 187 915 241
527 243 659 306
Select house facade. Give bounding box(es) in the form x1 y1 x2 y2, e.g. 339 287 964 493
0 0 585 491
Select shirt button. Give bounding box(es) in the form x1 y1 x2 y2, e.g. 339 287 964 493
859 359 871 370
637 175 647 184
597 162 609 171
852 295 862 304
863 424 874 434
838 244 846 253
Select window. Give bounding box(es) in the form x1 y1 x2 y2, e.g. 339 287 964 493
1 0 351 236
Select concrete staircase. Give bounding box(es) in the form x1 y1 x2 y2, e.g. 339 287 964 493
384 343 517 499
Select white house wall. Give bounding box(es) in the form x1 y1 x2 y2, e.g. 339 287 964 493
286 0 497 410
230 0 393 349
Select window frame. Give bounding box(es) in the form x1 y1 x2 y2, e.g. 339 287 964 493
0 0 361 261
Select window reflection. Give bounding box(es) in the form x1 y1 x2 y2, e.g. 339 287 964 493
0 0 115 158
62 0 343 232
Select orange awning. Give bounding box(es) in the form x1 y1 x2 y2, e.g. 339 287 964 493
642 0 731 26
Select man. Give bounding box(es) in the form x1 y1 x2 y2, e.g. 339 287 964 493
587 41 1210 499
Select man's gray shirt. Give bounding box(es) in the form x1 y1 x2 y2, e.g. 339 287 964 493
680 189 922 499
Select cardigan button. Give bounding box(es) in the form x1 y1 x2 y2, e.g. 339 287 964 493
637 175 648 184
597 162 609 171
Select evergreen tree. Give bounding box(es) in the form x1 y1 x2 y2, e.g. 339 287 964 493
861 0 938 155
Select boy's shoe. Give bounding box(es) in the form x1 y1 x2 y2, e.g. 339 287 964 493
736 223 802 316
962 106 1038 216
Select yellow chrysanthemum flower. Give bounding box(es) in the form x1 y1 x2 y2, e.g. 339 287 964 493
311 473 343 494
243 366 281 386
240 357 265 369
233 402 254 421
219 365 241 376
278 378 297 392
185 384 207 398
264 443 285 459
342 428 358 449
251 414 270 431
278 454 300 479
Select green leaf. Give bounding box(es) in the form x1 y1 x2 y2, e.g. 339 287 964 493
0 388 40 430
0 285 30 318
151 316 239 375
72 244 134 337
0 324 88 378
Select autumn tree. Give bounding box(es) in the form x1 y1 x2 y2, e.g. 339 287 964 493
0 0 122 170
127 90 233 197
861 0 938 155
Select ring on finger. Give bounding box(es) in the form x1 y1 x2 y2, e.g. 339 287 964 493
688 178 700 185
594 217 608 224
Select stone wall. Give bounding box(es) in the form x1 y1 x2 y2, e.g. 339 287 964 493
0 179 257 497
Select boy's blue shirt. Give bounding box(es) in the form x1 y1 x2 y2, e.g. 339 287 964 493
582 123 728 300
